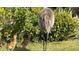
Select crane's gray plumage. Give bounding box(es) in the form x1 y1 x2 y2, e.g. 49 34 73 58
39 8 55 51
39 8 54 34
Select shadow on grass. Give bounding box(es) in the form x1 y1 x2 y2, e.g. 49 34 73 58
13 46 31 51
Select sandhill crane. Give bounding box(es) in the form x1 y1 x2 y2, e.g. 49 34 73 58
39 8 55 51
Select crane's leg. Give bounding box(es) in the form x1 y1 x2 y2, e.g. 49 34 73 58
43 32 49 51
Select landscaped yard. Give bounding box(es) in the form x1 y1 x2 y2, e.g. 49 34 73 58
1 40 79 51
27 40 79 51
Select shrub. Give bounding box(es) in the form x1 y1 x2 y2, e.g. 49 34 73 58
0 7 79 43
50 9 79 41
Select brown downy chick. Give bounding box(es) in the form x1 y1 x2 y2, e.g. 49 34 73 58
7 33 17 51
21 33 30 48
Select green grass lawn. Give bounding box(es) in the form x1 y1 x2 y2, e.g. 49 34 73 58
27 40 79 51
1 40 79 51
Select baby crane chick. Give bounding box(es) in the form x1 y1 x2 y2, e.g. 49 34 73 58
21 33 30 48
7 33 17 51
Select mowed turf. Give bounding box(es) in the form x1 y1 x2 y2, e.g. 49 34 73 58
27 40 79 51
1 40 79 51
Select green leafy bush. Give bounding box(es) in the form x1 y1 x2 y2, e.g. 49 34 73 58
50 9 79 41
0 7 79 43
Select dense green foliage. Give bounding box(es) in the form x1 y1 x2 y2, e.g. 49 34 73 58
50 8 79 41
0 7 79 43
